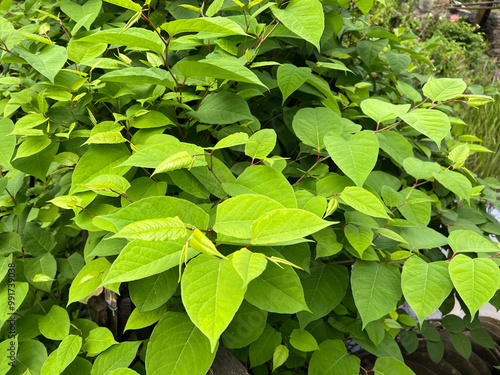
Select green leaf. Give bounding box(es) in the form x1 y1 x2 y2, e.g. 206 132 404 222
246 254 309 314
100 196 209 231
16 44 67 83
401 109 451 146
290 329 319 352
129 269 178 312
206 0 224 16
11 142 58 182
162 17 246 37
79 28 163 54
83 131 127 145
221 301 267 349
325 131 379 187
39 305 70 340
103 0 141 11
83 327 117 357
398 226 447 250
401 257 453 324
249 324 281 368
0 118 15 169
40 335 82 375
251 208 334 245
373 357 416 375
60 0 101 31
396 81 422 103
297 262 349 328
449 254 500 319
270 0 324 50
309 339 361 375
70 144 131 194
110 217 188 241
448 144 470 167
227 166 297 208
178 60 266 87
433 170 472 201
0 282 29 325
81 175 130 197
442 314 466 333
357 39 388 64
25 253 57 292
423 77 467 102
402 157 441 180
189 228 225 258
450 332 472 360
341 187 389 219
448 230 499 253
245 129 277 160
277 64 312 103
102 240 195 285
124 306 167 332
345 224 373 255
99 67 174 88
187 92 253 124
272 345 289 372
386 51 411 76
210 132 249 150
293 107 343 152
360 99 410 124
377 131 414 165
10 340 47 375
181 255 246 351
91 341 142 375
146 312 216 375
13 136 51 160
231 248 268 286
351 261 402 328
214 194 284 240
68 258 111 305
153 151 193 175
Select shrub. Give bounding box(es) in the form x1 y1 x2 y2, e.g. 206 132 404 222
1 0 500 374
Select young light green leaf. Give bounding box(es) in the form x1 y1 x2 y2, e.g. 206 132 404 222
152 151 193 175
270 0 324 50
448 144 470 167
102 240 195 285
245 129 277 160
181 255 246 351
83 327 117 357
103 0 142 11
91 341 142 375
325 131 379 187
49 195 82 209
251 208 334 245
80 174 131 197
344 224 373 256
433 170 472 201
401 257 453 324
209 132 249 150
123 306 167 332
16 45 68 83
449 254 500 319
39 305 70 340
146 312 216 375
351 261 402 328
277 64 311 103
290 329 319 352
401 109 451 147
83 131 127 145
402 157 441 180
448 230 498 253
13 136 52 160
423 77 467 102
79 28 164 54
162 17 246 37
272 345 289 372
360 99 410 124
109 217 188 241
293 107 343 151
231 248 267 286
341 187 390 219
189 228 225 258
40 335 82 375
68 258 111 305
373 357 416 375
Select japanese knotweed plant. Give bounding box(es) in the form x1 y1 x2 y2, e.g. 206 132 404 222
0 0 499 374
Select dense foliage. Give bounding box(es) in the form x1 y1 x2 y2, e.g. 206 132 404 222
1 0 500 374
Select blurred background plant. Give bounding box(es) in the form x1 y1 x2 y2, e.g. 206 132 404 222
375 0 500 179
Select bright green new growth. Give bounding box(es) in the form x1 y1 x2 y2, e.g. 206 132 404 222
1 0 500 374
